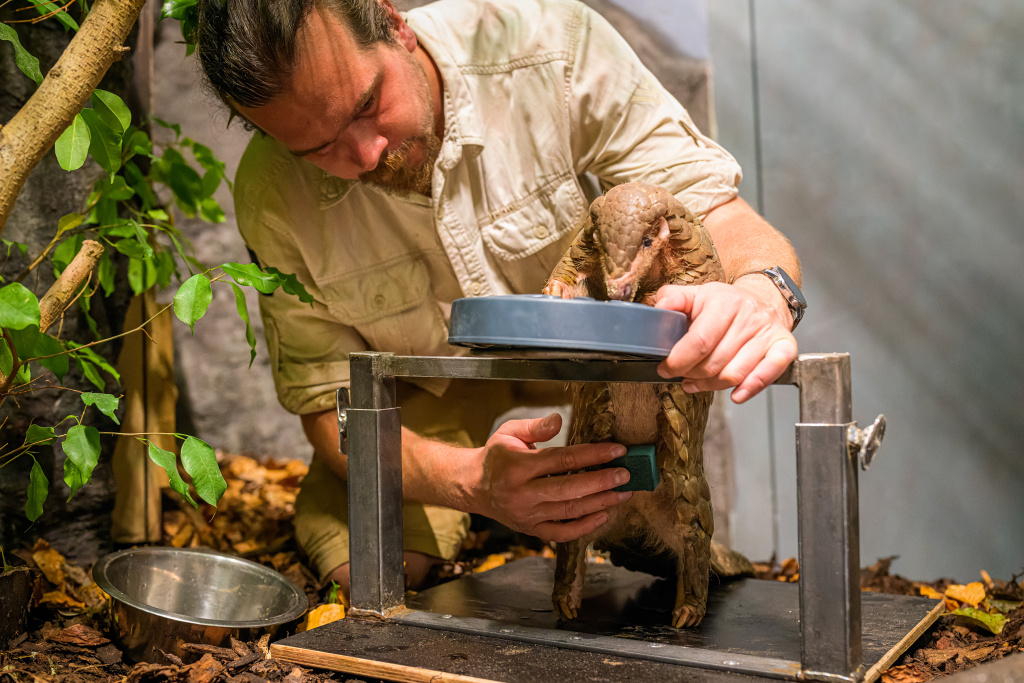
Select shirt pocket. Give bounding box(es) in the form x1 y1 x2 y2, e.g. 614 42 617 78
318 254 450 358
480 175 588 294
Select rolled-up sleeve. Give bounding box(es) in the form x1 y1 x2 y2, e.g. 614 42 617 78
568 4 742 216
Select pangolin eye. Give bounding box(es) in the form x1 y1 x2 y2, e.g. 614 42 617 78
641 236 653 248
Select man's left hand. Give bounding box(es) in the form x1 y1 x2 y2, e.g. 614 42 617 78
654 275 797 403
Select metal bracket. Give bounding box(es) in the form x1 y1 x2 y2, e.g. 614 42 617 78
848 414 886 471
336 387 350 455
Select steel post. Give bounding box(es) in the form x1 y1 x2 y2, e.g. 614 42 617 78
347 354 405 616
785 354 862 681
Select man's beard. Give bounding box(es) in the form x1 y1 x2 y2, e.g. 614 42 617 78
359 133 441 196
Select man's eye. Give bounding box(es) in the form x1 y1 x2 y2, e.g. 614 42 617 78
641 236 653 248
360 96 374 114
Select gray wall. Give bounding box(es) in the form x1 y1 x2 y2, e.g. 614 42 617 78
710 0 1024 580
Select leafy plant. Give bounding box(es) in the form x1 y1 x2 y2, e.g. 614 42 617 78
1 4 313 521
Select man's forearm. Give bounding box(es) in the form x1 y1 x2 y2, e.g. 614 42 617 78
300 409 478 511
703 196 801 286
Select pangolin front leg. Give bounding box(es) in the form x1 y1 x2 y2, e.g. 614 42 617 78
552 381 615 620
656 383 714 628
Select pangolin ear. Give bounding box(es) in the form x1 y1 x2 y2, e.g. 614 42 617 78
589 195 605 224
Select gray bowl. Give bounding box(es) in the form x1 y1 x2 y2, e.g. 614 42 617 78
93 547 307 663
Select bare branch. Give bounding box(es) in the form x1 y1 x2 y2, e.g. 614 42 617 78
0 0 147 233
39 239 104 333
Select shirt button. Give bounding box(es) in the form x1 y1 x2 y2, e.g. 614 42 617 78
374 294 387 309
534 225 550 240
470 282 483 295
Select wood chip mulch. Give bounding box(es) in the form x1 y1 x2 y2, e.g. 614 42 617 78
2 453 1022 683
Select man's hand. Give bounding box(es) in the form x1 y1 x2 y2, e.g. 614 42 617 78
467 413 633 543
655 275 797 404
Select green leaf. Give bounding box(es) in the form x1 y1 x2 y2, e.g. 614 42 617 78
66 342 120 385
80 108 122 177
950 607 1007 635
0 283 41 330
148 443 197 508
26 424 58 446
989 599 1024 614
25 0 78 30
125 129 153 158
0 22 43 86
57 212 85 236
25 458 49 522
97 251 116 297
221 262 280 294
230 283 257 367
81 392 120 425
95 175 135 201
180 436 225 506
26 423 57 446
173 273 212 333
54 113 91 171
147 208 170 222
124 161 159 210
128 256 156 295
61 425 101 500
154 250 177 289
15 362 31 385
91 89 131 135
114 238 151 260
264 267 315 304
168 162 203 215
77 358 104 390
152 117 181 138
34 333 68 382
2 238 29 259
198 197 225 223
8 325 38 360
160 0 197 20
0 339 11 376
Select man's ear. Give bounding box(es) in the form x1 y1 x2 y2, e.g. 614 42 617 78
380 0 417 52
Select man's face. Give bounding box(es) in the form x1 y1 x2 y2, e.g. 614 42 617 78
236 7 440 195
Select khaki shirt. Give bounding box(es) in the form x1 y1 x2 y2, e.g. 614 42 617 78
234 0 743 415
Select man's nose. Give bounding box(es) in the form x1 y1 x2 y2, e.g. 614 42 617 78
351 134 389 173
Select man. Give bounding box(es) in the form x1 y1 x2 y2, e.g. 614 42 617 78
195 0 801 595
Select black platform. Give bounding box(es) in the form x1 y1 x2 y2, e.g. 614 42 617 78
272 557 943 683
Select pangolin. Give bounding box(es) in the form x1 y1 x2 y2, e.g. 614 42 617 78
542 181 725 628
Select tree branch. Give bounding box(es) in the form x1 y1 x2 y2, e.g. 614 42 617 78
0 0 147 233
39 238 104 333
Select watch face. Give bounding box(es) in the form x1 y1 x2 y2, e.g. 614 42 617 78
776 267 807 308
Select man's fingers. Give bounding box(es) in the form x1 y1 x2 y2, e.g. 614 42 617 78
529 442 625 478
538 489 633 523
494 412 562 447
731 337 797 403
532 510 611 544
533 466 630 501
657 310 733 379
654 284 699 314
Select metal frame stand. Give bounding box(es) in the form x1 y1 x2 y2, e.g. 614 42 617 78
344 352 866 682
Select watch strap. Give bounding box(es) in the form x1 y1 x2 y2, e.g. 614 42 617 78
730 267 807 329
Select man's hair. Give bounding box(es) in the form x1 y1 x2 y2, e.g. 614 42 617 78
195 0 395 109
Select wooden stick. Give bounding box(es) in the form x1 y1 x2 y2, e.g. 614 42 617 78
39 239 104 334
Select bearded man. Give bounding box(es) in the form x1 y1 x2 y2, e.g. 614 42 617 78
194 0 803 597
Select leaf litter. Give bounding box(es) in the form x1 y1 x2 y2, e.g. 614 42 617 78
2 454 1022 683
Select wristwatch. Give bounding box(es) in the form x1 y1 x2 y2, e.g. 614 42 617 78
739 266 807 330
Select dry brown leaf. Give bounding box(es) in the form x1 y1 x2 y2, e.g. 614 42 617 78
919 586 944 600
70 582 109 609
171 522 195 548
980 569 994 589
473 554 507 573
945 582 986 608
187 653 224 683
302 603 345 631
31 541 68 587
40 590 86 609
882 663 932 683
46 624 110 647
963 644 997 662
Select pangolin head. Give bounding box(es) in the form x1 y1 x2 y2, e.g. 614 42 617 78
589 182 680 301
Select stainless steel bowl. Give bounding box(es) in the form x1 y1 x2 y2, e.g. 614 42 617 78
93 547 307 663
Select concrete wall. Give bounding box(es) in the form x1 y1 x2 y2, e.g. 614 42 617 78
710 0 1024 580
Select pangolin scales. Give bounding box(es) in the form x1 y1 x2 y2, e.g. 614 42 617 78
542 181 726 628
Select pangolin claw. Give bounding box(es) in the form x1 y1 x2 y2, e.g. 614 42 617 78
554 595 579 621
672 602 705 628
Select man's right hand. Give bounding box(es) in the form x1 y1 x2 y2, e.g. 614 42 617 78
467 413 633 542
